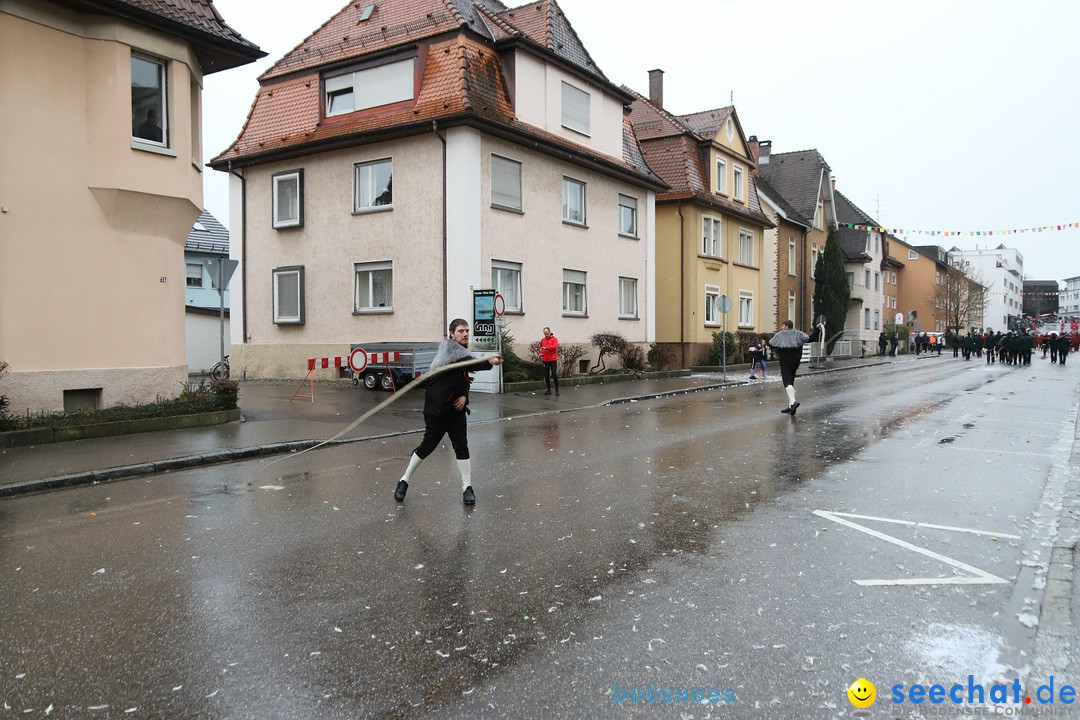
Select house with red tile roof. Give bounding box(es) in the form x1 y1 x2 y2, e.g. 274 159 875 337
754 145 837 336
0 0 263 413
209 0 666 384
626 71 773 368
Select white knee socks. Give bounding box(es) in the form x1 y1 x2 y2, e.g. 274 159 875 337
785 385 796 406
400 452 423 484
457 459 472 490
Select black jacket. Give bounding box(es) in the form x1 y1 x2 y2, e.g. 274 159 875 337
421 356 493 415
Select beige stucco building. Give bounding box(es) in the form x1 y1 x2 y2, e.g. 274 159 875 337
210 0 664 384
0 0 261 413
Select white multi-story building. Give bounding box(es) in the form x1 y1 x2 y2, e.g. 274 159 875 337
1061 276 1080 319
950 245 1024 332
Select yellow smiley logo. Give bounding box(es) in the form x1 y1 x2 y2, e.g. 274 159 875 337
848 678 876 708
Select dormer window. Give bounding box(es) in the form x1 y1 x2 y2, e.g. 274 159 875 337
561 82 590 136
324 57 415 117
715 157 727 195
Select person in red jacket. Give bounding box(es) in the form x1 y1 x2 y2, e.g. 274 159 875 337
539 326 560 396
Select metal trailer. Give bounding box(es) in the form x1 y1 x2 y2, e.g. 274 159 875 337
350 342 440 391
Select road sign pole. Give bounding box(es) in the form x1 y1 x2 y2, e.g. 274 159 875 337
218 263 226 373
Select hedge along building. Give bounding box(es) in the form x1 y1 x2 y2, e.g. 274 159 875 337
209 0 666 385
0 0 263 414
626 72 773 368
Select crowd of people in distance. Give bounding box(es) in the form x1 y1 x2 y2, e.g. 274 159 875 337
949 329 1076 366
876 327 1078 366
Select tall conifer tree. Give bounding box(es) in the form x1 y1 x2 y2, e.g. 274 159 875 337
812 230 850 351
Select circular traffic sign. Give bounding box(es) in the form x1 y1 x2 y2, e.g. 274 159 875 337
349 347 368 373
493 293 506 317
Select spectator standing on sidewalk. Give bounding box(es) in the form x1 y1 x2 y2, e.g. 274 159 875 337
878 331 888 356
539 326 560 396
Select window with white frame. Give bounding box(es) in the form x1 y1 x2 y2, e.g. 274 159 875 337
131 53 167 146
738 228 754 265
936 271 941 284
705 286 720 325
562 269 587 314
702 216 722 257
811 246 819 277
561 82 590 135
492 260 522 313
864 268 871 287
355 159 393 211
788 238 796 275
788 292 796 322
619 277 638 318
618 194 637 237
738 291 753 327
847 272 854 290
864 308 871 329
324 57 415 117
186 263 203 288
354 261 393 311
272 170 303 228
814 199 824 230
875 272 880 290
562 177 586 224
273 266 304 324
715 157 727 195
733 165 744 201
491 155 522 211
908 249 918 260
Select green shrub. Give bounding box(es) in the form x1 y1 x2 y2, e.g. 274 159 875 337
707 331 736 365
647 344 673 371
0 376 240 431
500 330 544 381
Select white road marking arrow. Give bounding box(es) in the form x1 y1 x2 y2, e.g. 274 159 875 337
813 510 1014 586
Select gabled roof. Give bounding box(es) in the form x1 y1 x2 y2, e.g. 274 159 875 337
833 191 879 262
493 0 606 81
625 88 770 227
51 0 264 73
756 176 810 228
262 0 608 86
676 107 734 140
211 2 662 190
833 189 876 227
757 149 831 225
185 210 229 254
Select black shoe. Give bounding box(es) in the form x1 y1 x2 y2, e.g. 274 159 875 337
555 390 560 396
463 486 475 505
789 401 800 416
781 406 792 414
394 480 408 502
544 390 551 395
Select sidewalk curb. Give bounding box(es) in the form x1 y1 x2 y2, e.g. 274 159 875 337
1031 383 1080 681
0 359 891 498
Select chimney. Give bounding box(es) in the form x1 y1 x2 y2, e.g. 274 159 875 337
757 139 771 165
648 69 664 109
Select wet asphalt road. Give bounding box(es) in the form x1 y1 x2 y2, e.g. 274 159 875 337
1 356 1077 719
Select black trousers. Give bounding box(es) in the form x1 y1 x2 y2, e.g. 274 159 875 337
543 361 559 391
780 362 798 388
414 410 469 460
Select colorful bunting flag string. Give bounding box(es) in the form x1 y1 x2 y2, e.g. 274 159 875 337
839 222 1080 237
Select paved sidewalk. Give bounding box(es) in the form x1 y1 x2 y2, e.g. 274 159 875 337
0 355 898 496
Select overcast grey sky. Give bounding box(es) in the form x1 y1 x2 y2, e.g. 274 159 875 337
204 0 1080 283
